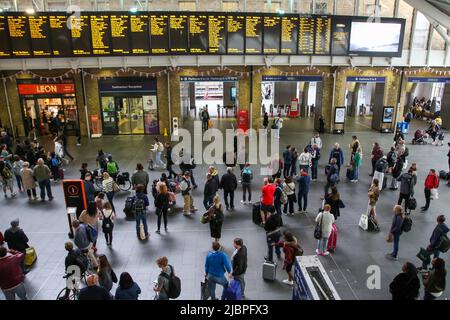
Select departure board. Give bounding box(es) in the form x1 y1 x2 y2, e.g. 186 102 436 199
280 16 298 54
298 16 315 55
208 15 226 54
49 14 72 56
331 16 349 56
314 16 331 55
70 15 91 55
263 15 280 54
130 14 149 54
189 14 208 54
7 15 32 56
110 14 130 55
28 15 51 56
150 14 169 54
90 15 111 55
0 16 11 57
245 15 263 54
169 14 188 54
227 15 245 54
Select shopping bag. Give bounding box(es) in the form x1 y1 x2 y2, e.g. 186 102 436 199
416 247 431 262
24 246 37 267
358 214 368 231
430 188 439 200
201 277 209 300
139 223 147 240
208 120 212 128
225 279 242 300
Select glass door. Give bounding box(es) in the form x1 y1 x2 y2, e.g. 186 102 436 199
129 97 144 134
101 96 118 135
117 97 131 134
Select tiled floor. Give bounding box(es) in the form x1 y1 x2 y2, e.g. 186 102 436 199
1 118 449 300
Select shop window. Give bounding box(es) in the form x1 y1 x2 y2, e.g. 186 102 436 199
431 29 446 50
179 0 196 11
336 0 354 15
412 11 429 49
398 0 413 50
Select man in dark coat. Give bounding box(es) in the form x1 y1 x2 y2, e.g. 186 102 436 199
219 167 238 211
203 173 218 210
230 238 248 298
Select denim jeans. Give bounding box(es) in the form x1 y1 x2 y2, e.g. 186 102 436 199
15 174 22 190
298 191 308 211
38 179 52 200
317 237 329 254
354 166 359 180
207 274 228 300
299 165 309 174
283 163 291 178
391 233 400 258
2 283 28 300
266 232 281 262
106 191 115 212
135 211 148 237
155 151 165 167
203 196 214 210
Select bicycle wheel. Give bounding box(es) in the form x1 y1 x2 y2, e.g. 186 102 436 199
120 179 131 191
56 288 69 300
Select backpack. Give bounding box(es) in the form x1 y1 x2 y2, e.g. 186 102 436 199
107 161 118 175
401 216 413 232
1 167 12 180
73 251 88 274
293 244 304 257
102 213 114 231
51 157 59 168
160 265 181 299
241 168 252 184
407 197 417 211
132 196 145 213
278 186 288 204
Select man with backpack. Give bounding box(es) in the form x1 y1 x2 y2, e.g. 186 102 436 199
373 155 388 190
219 167 238 212
419 215 449 270
154 256 180 300
240 163 253 205
397 169 416 211
0 159 16 198
106 156 119 181
59 241 89 300
133 185 149 240
329 143 344 174
324 158 339 196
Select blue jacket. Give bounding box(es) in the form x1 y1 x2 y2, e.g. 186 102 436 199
205 250 231 278
115 282 141 300
296 175 311 194
390 215 404 235
329 148 344 166
430 223 449 249
135 192 150 208
283 149 292 164
84 180 96 202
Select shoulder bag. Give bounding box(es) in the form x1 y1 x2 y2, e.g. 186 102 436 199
314 214 323 240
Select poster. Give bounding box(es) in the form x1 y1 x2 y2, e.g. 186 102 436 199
382 107 394 123
143 95 159 134
334 107 346 124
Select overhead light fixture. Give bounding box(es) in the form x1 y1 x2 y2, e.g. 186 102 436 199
25 8 35 14
277 10 285 15
130 7 138 13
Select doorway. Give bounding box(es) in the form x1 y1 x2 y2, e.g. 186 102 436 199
101 96 145 135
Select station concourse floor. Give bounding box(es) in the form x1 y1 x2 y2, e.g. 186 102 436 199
1 119 449 300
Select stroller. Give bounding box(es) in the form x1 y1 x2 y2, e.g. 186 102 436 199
412 129 427 145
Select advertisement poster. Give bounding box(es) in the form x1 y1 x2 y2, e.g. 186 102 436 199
143 95 159 134
334 107 346 124
382 107 394 123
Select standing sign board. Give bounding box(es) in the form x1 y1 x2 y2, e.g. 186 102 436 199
63 180 87 237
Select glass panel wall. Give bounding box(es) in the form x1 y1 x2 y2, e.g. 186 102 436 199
412 11 429 49
398 0 413 49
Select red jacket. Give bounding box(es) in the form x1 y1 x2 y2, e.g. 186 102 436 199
0 251 25 290
424 174 439 190
261 183 276 206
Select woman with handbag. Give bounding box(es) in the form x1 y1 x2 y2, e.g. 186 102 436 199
325 186 345 220
314 204 335 256
208 195 224 242
155 182 170 234
97 254 118 293
386 205 405 261
282 176 296 216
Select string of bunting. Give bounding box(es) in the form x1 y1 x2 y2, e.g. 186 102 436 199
1 65 449 82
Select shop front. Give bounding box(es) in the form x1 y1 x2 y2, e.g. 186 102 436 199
17 80 79 137
98 77 159 135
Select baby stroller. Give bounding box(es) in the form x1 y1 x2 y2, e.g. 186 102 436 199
412 129 427 145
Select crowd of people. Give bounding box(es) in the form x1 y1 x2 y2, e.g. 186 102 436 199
1 120 449 300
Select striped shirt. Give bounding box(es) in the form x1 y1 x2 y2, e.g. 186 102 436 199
102 177 114 193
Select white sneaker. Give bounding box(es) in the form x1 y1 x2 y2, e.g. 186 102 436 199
315 249 320 255
282 279 294 286
324 251 330 256
240 200 246 205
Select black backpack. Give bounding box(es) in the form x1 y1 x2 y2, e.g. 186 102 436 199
402 216 413 232
101 213 114 231
73 251 88 274
132 196 145 213
160 265 181 299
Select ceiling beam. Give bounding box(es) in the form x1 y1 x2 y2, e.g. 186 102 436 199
404 0 450 29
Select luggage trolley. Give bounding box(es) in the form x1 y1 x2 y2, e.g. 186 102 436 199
292 255 340 300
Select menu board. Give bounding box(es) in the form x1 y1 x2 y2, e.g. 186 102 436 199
90 15 111 55
169 14 188 54
28 15 52 56
245 15 263 54
7 15 32 56
227 15 245 54
71 14 91 55
189 14 208 54
110 14 130 55
150 14 169 54
314 16 331 55
331 16 350 56
130 14 149 54
49 14 72 56
208 15 226 54
298 16 315 55
263 15 281 54
281 16 298 54
0 16 12 57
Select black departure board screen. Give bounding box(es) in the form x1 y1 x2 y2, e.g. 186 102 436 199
7 15 32 57
150 14 169 54
314 16 331 55
130 14 149 54
90 15 111 55
298 16 315 55
0 16 11 57
169 14 188 54
263 15 280 54
331 16 349 56
227 15 245 54
49 14 71 56
245 15 263 54
110 14 130 55
189 14 208 54
70 14 91 55
208 15 226 54
280 15 298 54
28 15 51 56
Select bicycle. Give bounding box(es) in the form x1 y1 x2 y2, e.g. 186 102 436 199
94 169 131 192
56 272 81 300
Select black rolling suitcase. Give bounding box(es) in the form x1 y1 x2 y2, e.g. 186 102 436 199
123 196 135 220
252 202 262 225
346 168 354 181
